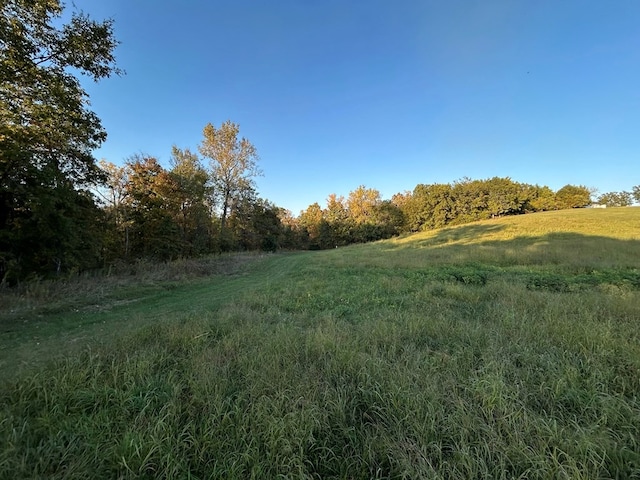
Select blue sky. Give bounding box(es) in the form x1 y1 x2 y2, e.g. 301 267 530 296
74 1 639 214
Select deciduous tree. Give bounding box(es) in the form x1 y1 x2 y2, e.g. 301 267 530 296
299 202 327 249
0 0 121 280
406 183 454 230
372 200 404 237
198 121 261 233
228 196 282 251
484 177 526 217
277 209 303 249
597 191 633 207
97 160 130 259
555 185 592 209
347 186 381 224
324 194 350 246
169 147 212 254
124 156 181 260
525 185 557 212
451 178 489 223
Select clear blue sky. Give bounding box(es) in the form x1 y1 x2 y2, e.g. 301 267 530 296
74 0 639 214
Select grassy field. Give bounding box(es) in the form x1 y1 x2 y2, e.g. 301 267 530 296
1 208 639 478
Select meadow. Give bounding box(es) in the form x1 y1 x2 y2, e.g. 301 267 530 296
1 208 639 478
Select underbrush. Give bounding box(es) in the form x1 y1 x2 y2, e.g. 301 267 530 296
0 253 263 318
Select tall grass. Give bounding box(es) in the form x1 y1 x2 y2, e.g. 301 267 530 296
1 208 640 478
0 252 262 315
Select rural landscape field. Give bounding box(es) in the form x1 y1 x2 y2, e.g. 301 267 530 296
1 207 639 478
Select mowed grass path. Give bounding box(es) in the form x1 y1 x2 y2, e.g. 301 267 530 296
0 252 308 377
1 208 640 478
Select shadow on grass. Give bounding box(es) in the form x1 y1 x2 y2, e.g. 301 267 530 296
388 224 640 270
409 223 508 248
380 225 640 295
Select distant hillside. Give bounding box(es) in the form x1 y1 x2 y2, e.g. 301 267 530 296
397 207 640 244
375 207 640 270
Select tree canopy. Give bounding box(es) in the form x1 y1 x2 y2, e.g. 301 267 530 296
1 0 121 281
198 120 261 234
597 191 634 208
555 185 592 209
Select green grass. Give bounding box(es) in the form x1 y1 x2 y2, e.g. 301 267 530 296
1 208 640 478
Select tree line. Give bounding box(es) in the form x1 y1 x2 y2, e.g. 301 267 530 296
94 163 639 259
96 120 278 262
292 179 621 250
1 1 639 283
595 187 640 208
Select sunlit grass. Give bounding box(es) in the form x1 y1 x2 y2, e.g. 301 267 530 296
379 207 640 270
1 208 640 478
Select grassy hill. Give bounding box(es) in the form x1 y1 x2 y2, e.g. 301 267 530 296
1 208 639 478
